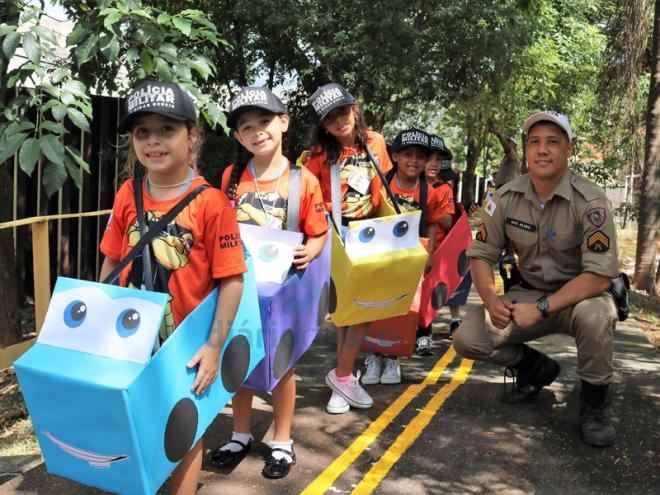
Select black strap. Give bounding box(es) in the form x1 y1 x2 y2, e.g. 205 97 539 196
365 144 401 215
133 178 155 291
103 182 209 286
419 177 427 237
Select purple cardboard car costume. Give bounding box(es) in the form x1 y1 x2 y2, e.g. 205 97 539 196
239 224 331 391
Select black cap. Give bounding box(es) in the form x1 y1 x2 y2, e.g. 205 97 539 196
308 82 355 122
390 128 430 152
429 134 453 160
227 86 287 129
117 80 197 133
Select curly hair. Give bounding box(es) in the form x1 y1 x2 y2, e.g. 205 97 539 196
308 103 369 165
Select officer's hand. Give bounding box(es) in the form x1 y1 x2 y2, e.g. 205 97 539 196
510 302 541 328
486 299 512 329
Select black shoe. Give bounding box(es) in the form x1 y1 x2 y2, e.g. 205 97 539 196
415 336 433 356
209 439 251 469
262 446 296 479
448 320 461 340
502 346 561 403
580 381 615 447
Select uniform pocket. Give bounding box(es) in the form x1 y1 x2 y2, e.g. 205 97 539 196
552 232 582 251
505 225 537 246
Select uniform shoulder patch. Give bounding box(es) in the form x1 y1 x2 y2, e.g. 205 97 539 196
586 230 609 252
585 206 606 228
476 223 487 242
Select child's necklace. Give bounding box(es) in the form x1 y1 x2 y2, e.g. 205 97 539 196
146 168 199 188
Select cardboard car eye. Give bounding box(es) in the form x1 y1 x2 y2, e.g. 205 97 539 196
258 243 282 263
393 220 409 238
359 226 376 243
64 300 87 328
116 309 141 337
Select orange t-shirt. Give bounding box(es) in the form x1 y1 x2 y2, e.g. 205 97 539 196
221 162 328 236
431 180 456 245
388 178 443 224
100 177 247 338
304 130 393 221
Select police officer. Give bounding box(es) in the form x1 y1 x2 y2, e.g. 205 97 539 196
453 111 619 447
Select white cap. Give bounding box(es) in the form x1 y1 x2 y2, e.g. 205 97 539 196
522 111 573 142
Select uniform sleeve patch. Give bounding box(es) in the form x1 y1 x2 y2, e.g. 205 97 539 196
476 223 487 242
586 230 609 252
585 207 606 228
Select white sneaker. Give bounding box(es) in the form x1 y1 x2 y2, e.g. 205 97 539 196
326 391 350 414
325 369 374 409
380 357 401 384
362 353 382 385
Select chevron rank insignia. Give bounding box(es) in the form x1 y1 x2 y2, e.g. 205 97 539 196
476 223 487 242
587 230 609 252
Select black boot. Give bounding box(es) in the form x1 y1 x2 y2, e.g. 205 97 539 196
502 345 561 403
580 380 615 447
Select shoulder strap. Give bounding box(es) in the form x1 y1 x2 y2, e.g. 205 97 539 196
286 163 301 232
419 177 427 237
103 183 209 286
133 178 154 291
329 160 342 232
365 144 401 215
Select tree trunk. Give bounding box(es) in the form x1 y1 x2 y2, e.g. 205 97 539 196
462 134 483 206
634 0 660 296
0 165 23 348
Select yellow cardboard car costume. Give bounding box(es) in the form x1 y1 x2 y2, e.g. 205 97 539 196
299 145 428 328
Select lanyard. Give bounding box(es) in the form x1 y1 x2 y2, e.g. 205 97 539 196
250 159 286 217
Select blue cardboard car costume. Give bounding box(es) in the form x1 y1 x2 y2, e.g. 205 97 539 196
14 264 263 495
239 223 331 392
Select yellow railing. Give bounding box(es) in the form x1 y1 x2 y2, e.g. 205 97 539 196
0 210 111 369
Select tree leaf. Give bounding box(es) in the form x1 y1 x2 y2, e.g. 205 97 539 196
2 31 20 59
154 57 172 80
51 105 67 121
103 11 123 30
172 17 192 36
0 133 26 164
63 80 87 99
190 56 213 80
43 161 68 197
0 23 16 37
74 34 99 66
140 50 154 74
18 138 40 176
100 35 120 61
40 134 64 166
6 121 35 136
21 32 41 64
63 154 83 189
65 146 91 174
66 107 90 133
41 121 68 134
66 25 89 46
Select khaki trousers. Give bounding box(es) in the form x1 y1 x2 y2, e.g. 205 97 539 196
453 286 618 385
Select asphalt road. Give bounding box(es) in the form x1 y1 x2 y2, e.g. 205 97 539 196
1 290 658 494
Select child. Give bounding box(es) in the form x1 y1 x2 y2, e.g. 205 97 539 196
99 80 246 494
304 82 393 414
211 87 328 479
362 128 441 383
415 135 456 350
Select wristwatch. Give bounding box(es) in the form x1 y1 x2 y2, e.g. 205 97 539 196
536 294 550 318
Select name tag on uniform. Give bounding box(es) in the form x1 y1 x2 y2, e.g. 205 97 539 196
505 217 537 232
347 168 371 195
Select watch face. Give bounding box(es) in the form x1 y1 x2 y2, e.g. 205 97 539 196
537 296 549 315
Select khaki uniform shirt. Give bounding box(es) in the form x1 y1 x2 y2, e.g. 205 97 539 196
467 170 618 292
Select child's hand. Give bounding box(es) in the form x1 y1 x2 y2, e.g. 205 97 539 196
187 343 221 396
292 244 311 269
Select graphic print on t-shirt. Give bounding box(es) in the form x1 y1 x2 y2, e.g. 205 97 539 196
127 211 193 340
235 191 287 228
392 193 419 213
341 153 376 219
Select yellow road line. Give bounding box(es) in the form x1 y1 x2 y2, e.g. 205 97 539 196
352 358 474 495
300 346 457 495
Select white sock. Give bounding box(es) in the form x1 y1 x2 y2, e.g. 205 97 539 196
269 439 293 462
451 318 461 324
221 431 252 453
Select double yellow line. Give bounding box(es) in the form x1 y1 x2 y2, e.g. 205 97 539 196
301 347 473 495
